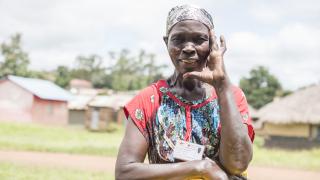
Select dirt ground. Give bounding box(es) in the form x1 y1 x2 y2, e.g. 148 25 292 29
1 150 320 180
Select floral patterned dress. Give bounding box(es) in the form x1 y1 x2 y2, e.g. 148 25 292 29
124 80 254 164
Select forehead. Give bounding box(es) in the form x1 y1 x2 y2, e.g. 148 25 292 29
168 20 209 37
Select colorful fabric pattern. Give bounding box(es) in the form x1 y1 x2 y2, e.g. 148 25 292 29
124 80 254 164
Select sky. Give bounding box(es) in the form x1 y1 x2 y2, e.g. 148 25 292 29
0 0 319 90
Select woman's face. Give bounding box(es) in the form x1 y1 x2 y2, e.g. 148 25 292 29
164 20 210 75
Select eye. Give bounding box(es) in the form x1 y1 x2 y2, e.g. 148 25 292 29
170 35 184 44
194 36 208 44
171 37 182 43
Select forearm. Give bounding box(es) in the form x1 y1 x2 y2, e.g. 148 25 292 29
116 161 201 180
215 78 252 175
116 119 204 180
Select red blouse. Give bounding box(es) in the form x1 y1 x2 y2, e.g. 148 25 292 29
124 80 254 163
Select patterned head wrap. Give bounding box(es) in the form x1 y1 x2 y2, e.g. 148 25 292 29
166 4 214 35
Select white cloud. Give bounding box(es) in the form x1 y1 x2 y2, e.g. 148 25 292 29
250 0 320 25
0 0 319 90
227 23 320 90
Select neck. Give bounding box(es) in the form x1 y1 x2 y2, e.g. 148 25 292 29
168 71 208 101
181 77 201 91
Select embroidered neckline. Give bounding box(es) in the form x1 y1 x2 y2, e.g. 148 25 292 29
158 80 212 105
171 91 210 105
157 79 217 108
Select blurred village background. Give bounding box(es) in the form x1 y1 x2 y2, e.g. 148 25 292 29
0 0 320 180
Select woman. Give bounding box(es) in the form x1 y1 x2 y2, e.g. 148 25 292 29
115 4 254 180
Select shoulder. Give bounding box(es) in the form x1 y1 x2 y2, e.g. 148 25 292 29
124 80 166 121
231 85 245 98
130 79 166 103
230 85 248 109
212 85 246 102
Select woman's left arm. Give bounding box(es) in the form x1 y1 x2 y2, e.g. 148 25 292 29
183 29 253 175
215 79 253 175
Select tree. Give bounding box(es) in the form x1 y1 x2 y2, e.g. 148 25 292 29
109 49 167 91
108 49 136 90
54 66 72 88
239 66 282 109
71 54 107 88
0 33 30 78
137 50 167 88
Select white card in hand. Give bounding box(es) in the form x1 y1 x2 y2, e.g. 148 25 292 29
173 140 205 161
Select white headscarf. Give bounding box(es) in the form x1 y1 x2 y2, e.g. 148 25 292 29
166 4 214 35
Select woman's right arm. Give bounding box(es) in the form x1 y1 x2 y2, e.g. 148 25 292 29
115 118 228 180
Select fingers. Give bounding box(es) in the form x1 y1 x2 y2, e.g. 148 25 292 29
183 71 203 80
220 35 226 49
183 70 214 85
204 157 217 164
210 30 227 53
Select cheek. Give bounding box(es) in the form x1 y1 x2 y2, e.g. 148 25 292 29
167 45 182 70
168 45 180 60
197 43 210 59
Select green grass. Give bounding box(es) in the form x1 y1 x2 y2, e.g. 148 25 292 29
0 161 114 180
0 121 123 156
252 136 320 171
0 121 320 171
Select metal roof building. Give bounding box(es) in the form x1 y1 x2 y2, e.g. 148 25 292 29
0 75 72 125
8 75 73 101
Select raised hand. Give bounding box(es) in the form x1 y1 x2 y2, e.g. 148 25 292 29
183 29 227 88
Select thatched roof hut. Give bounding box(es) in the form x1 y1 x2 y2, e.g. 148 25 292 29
258 84 320 124
256 84 320 148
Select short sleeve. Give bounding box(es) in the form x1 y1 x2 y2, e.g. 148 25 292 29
123 84 159 143
232 86 255 142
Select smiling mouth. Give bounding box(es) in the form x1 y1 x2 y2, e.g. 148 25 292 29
179 59 197 64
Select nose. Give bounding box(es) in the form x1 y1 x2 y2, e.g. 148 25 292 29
182 43 196 56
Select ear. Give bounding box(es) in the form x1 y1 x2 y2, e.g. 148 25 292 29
163 36 168 47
